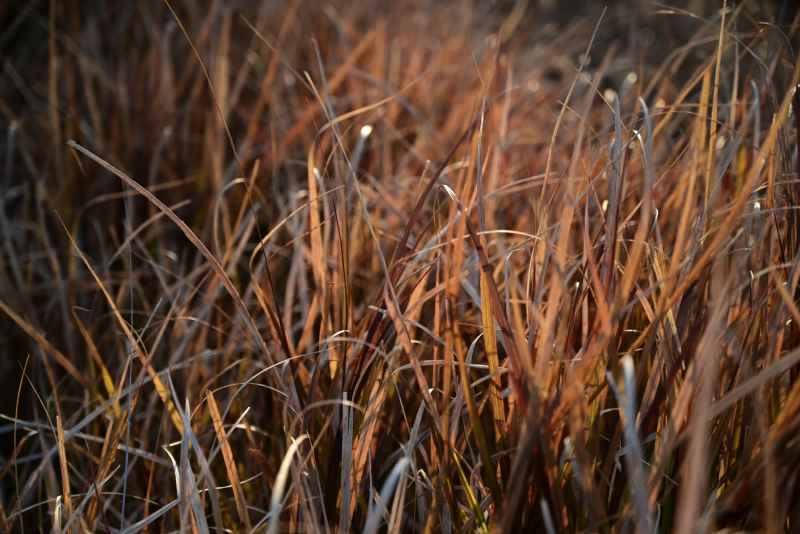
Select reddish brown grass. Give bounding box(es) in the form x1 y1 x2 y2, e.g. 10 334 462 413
2 1 800 532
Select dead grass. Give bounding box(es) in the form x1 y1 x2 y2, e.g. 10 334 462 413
2 0 800 532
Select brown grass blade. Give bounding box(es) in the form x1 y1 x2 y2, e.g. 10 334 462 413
55 414 73 532
55 214 184 434
0 299 87 387
207 391 251 531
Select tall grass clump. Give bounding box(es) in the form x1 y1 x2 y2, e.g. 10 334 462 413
2 0 800 531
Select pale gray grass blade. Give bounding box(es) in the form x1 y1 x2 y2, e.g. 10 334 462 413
339 392 354 534
362 456 410 534
119 499 179 534
604 95 625 291
607 356 653 534
540 499 557 534
267 434 310 534
181 398 210 534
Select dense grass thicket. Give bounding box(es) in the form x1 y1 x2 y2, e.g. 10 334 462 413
2 0 800 531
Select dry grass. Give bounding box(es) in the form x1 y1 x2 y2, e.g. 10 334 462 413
2 0 800 531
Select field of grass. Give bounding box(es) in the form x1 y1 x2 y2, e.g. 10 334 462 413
2 0 800 532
